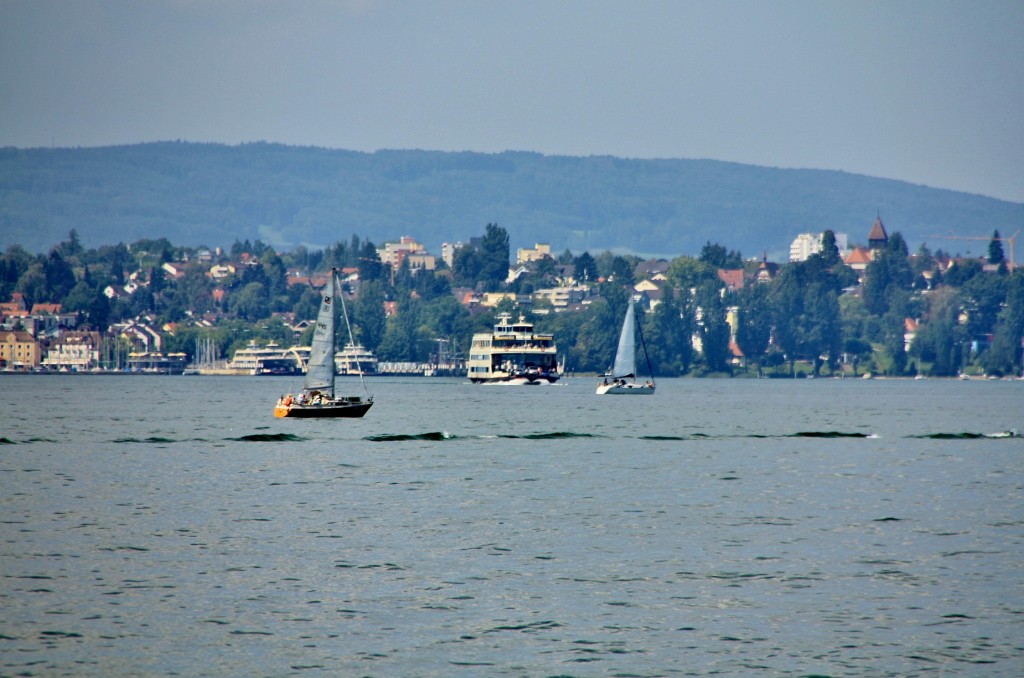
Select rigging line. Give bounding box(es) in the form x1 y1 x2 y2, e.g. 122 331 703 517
635 303 655 385
334 269 371 399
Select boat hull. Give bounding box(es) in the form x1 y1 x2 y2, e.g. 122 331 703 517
471 374 560 385
596 381 655 395
274 400 373 418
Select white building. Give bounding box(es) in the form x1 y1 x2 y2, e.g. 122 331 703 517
441 242 462 269
789 232 848 262
378 236 426 269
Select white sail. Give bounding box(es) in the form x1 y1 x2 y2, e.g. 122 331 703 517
611 302 637 378
303 271 337 396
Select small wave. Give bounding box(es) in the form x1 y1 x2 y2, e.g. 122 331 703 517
911 431 1020 439
365 431 455 442
112 436 177 444
0 437 15 445
500 432 603 440
228 433 307 442
789 431 872 438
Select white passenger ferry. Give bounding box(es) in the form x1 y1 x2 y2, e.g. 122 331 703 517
468 313 560 384
335 343 378 375
227 341 303 375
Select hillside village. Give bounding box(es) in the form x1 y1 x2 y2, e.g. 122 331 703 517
1 218 1022 378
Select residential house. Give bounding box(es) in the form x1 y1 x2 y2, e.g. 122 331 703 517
844 247 873 272
480 292 525 308
633 259 670 281
31 303 61 316
716 269 745 292
532 284 591 310
209 264 236 280
115 321 163 353
516 243 551 264
379 236 427 271
0 330 42 369
0 292 28 318
405 252 437 275
161 262 185 279
43 331 102 371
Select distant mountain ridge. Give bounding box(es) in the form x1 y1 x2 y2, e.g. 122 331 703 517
1 142 1021 258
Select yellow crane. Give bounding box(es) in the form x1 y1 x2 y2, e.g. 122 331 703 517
926 229 1019 270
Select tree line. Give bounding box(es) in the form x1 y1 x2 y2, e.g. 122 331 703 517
2 225 1022 377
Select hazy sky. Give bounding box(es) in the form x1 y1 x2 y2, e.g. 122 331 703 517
2 0 1022 202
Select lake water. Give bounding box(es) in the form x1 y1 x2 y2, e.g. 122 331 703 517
1 374 1022 676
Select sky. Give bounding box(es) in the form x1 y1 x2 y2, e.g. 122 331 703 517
1 0 1022 203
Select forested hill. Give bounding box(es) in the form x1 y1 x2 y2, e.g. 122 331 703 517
2 142 1021 257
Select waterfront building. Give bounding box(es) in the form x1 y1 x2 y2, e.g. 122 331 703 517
0 330 42 370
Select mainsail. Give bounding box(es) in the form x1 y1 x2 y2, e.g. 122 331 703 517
611 302 637 379
303 273 337 397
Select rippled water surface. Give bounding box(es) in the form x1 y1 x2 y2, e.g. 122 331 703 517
2 375 1023 676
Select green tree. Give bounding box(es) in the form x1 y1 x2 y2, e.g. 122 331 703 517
573 251 597 284
666 255 717 291
452 245 482 288
803 283 843 375
844 338 873 376
697 282 731 373
912 287 965 376
377 294 426 361
419 295 473 351
573 297 619 373
863 232 913 315
988 229 1005 265
644 288 694 375
45 250 77 302
14 262 47 307
354 280 387 352
291 286 321 325
699 241 743 269
820 230 841 266
177 266 215 315
770 265 804 375
230 282 271 322
981 269 1024 375
735 283 772 371
1 244 34 302
478 223 510 291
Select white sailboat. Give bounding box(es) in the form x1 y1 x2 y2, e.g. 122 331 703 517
596 300 655 395
274 269 373 418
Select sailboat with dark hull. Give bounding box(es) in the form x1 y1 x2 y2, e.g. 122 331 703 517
596 300 656 395
274 269 373 418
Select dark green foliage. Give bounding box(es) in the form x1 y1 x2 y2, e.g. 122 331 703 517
735 284 772 370
3 216 1023 378
699 241 743 269
696 282 732 374
353 280 387 352
573 251 597 284
4 144 1021 257
988 230 1005 265
644 289 694 375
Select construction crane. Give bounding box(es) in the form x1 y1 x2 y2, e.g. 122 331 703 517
926 229 1019 270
